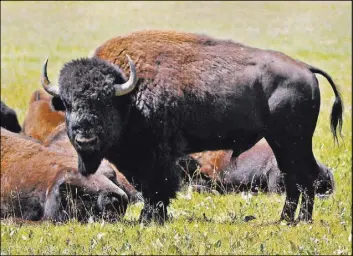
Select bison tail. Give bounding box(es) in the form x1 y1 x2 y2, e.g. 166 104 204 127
309 66 344 144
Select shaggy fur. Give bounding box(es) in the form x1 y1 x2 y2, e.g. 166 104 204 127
1 128 128 222
1 100 21 133
48 30 343 223
22 90 141 203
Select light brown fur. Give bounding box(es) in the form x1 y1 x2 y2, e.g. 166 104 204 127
22 89 65 141
190 150 233 180
94 30 254 85
1 128 128 221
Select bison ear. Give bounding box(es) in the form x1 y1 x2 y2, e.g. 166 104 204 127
34 90 41 101
50 96 65 111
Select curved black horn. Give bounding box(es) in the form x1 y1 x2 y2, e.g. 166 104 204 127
41 58 59 97
114 54 138 96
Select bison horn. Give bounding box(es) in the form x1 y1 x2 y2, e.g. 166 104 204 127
114 54 138 96
41 58 59 97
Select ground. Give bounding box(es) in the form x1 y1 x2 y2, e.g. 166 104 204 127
1 1 352 255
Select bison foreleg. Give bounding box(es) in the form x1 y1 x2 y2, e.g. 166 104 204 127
43 175 67 222
138 159 181 224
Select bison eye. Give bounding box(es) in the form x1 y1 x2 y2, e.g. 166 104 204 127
51 96 66 111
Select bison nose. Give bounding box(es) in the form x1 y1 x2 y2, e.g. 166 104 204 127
75 134 98 150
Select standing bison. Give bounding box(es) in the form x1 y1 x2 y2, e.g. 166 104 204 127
42 30 343 223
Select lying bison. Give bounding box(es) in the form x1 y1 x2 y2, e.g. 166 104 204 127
188 150 233 181
22 89 65 141
21 89 141 203
42 30 343 223
187 140 334 196
1 100 21 133
220 140 335 195
1 128 128 222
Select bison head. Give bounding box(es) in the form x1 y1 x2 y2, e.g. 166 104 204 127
41 55 137 176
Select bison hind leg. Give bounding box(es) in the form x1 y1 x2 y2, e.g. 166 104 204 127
266 135 320 223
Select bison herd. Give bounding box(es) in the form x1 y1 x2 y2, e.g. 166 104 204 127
1 30 342 225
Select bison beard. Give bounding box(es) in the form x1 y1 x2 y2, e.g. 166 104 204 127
42 30 343 224
78 153 103 176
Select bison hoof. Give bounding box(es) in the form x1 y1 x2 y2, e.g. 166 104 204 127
96 192 128 221
130 192 144 203
297 214 313 223
138 204 168 225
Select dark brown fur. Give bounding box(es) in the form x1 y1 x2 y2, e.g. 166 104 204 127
1 100 21 133
188 140 334 195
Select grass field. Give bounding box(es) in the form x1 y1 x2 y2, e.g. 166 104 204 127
1 1 352 255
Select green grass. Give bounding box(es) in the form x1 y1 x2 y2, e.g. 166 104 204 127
1 1 352 255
